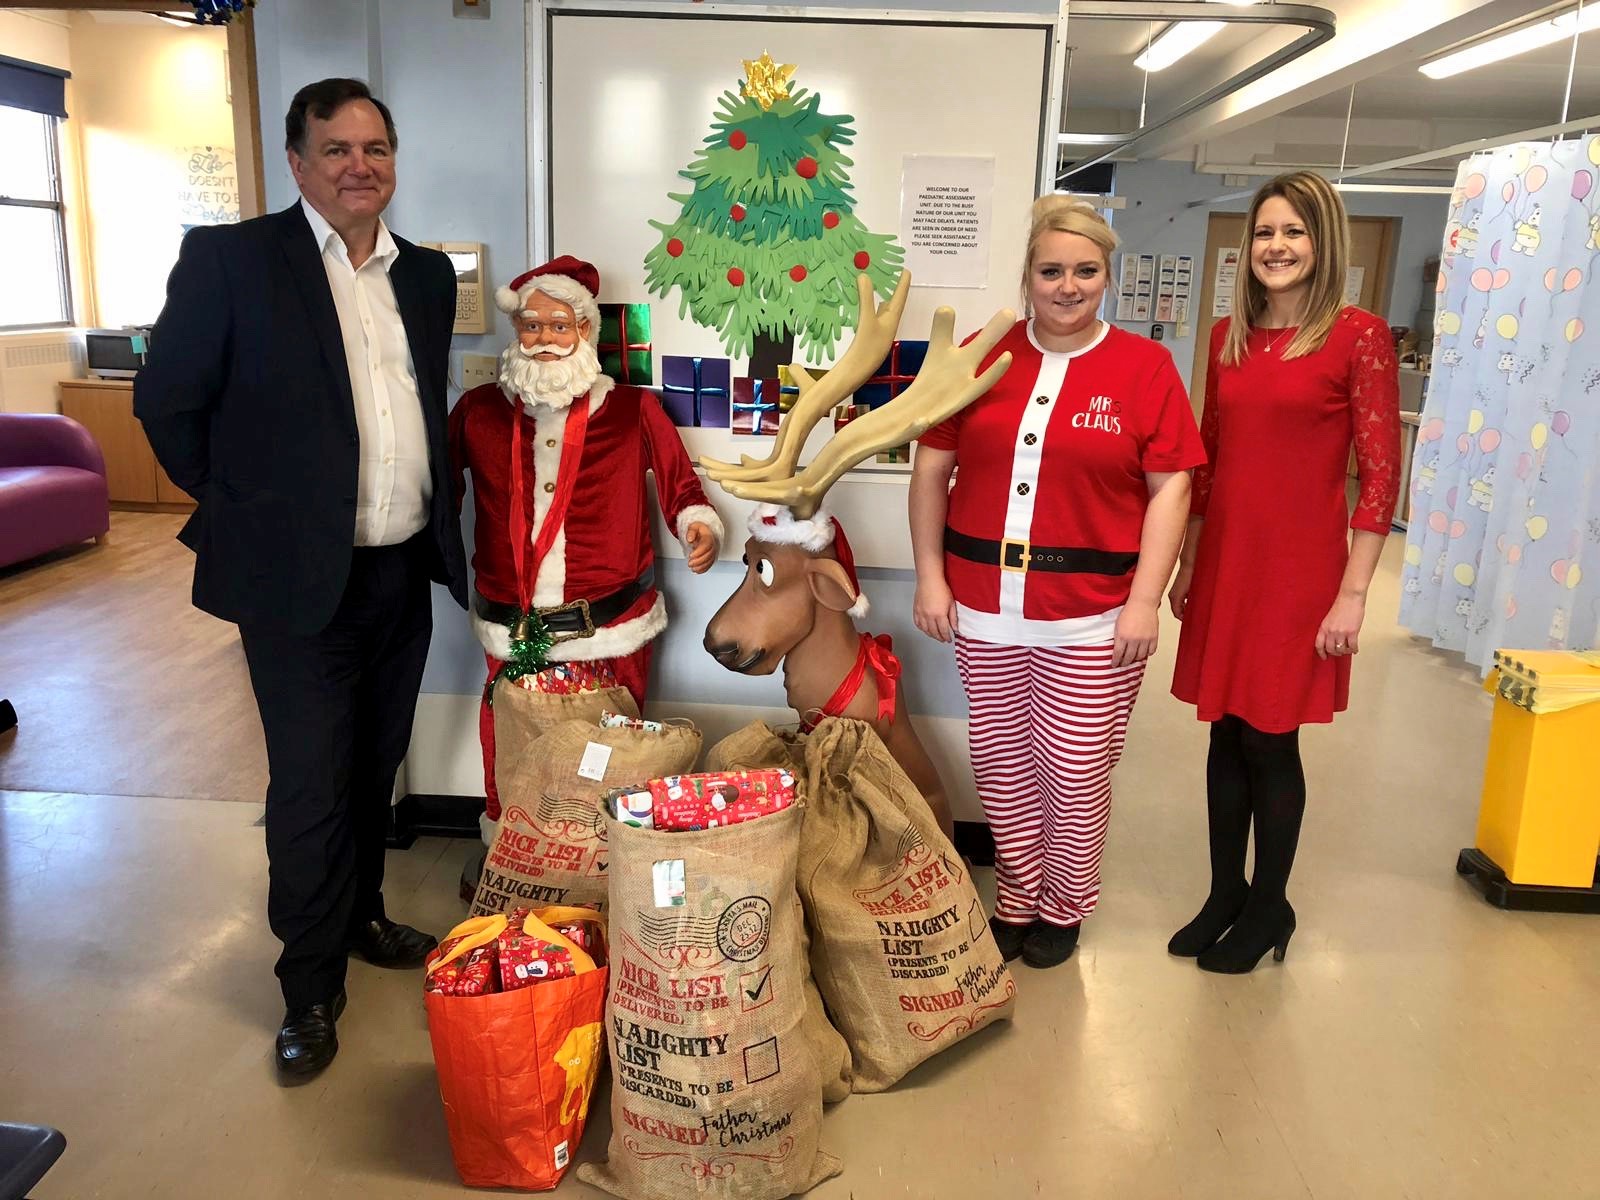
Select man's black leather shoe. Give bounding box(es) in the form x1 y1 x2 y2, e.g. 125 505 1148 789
275 989 346 1083
346 916 438 969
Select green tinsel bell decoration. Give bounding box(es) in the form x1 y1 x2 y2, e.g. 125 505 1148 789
486 610 553 704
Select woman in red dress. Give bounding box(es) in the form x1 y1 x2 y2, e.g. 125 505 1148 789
911 198 1204 969
1168 171 1400 973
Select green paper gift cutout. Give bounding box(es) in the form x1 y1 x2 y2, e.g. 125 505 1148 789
643 56 905 362
598 302 653 387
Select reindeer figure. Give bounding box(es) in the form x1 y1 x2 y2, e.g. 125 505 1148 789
701 273 1015 837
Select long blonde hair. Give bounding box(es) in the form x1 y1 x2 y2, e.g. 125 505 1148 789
1021 195 1119 314
1220 171 1350 365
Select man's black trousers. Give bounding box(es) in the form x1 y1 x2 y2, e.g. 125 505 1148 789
239 535 434 1008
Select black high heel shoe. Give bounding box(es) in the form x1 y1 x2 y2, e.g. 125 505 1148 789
1167 885 1249 957
1196 903 1295 975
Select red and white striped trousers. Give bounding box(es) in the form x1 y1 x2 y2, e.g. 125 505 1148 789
955 638 1146 928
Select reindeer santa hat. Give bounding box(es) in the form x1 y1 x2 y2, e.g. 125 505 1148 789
747 502 869 619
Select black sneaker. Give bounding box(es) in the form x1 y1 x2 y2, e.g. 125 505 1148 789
1022 921 1080 968
989 917 1029 962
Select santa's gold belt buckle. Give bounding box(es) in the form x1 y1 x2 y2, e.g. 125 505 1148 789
1001 538 1032 572
540 597 595 644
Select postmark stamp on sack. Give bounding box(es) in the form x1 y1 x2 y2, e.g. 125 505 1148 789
717 896 772 962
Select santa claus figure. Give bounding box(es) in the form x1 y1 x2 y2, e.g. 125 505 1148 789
449 255 722 822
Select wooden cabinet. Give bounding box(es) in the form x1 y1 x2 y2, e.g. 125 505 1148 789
59 379 196 511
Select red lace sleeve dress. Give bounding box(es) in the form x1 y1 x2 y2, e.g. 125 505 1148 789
1170 307 1402 732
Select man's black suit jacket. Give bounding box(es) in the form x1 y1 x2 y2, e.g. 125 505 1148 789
135 203 469 636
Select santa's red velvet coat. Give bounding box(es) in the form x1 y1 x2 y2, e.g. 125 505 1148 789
448 375 721 662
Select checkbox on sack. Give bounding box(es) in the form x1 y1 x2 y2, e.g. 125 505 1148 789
740 965 773 1013
743 1036 780 1084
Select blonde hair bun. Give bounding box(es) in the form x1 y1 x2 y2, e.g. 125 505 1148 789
1030 193 1108 232
1020 193 1119 308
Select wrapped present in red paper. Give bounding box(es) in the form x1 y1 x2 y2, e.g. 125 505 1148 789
553 922 595 953
426 917 504 994
514 660 620 695
442 944 496 997
647 769 796 831
424 957 464 995
498 933 578 992
497 912 607 992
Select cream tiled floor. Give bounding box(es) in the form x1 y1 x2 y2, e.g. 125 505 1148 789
3 534 1598 1199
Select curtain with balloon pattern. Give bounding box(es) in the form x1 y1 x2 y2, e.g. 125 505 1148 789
1400 140 1599 667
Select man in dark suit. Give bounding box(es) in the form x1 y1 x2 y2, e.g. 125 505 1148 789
136 78 468 1082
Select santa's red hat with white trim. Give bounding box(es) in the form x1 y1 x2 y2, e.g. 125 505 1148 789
748 503 869 618
495 255 602 345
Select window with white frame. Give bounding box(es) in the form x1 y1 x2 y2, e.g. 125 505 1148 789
0 58 72 330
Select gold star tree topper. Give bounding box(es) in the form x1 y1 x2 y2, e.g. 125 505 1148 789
741 51 796 111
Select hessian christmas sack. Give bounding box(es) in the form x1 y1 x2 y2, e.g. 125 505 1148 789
705 721 851 1103
474 718 702 915
578 801 841 1200
794 718 1016 1092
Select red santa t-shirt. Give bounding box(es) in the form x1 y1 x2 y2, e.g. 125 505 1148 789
919 319 1204 645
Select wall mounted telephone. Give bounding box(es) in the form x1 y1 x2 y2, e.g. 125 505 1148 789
422 241 489 334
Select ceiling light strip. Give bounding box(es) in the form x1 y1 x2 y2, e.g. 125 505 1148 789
1186 113 1600 206
1057 2 1336 184
1420 3 1600 80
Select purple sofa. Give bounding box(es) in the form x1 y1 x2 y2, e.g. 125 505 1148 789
0 413 111 570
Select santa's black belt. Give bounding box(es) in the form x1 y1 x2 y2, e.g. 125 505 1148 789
944 527 1138 576
474 567 655 641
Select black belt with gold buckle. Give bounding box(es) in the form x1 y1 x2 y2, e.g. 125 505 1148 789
474 567 655 645
944 527 1138 576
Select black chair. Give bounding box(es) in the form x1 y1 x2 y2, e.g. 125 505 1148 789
0 1124 65 1200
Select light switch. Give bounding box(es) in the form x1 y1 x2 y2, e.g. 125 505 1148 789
461 353 498 389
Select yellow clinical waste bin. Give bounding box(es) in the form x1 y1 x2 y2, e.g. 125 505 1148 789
1473 649 1600 889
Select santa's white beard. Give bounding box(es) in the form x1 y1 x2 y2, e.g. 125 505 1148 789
499 338 602 409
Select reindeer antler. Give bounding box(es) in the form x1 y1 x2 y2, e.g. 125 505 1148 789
700 272 911 483
713 305 1015 519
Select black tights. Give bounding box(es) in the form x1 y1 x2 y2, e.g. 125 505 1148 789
1208 714 1306 911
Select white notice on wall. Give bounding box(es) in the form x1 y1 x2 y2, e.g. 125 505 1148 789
1212 247 1240 318
1344 266 1366 306
900 155 995 288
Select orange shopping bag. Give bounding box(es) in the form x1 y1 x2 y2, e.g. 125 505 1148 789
425 906 608 1190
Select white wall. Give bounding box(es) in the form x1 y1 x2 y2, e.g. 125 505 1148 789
0 8 70 67
1111 158 1449 396
67 14 233 328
